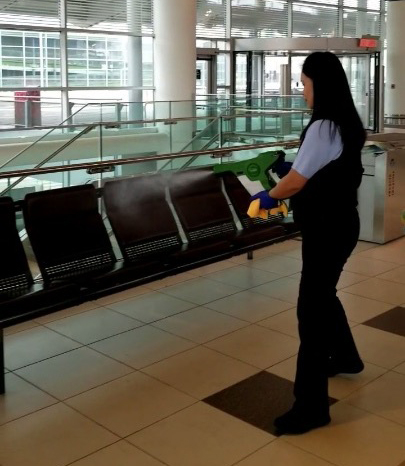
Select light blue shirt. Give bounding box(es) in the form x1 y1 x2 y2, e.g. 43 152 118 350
292 119 343 179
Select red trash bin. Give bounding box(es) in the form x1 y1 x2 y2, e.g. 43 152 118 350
14 90 42 128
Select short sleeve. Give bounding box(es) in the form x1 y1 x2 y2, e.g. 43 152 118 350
292 120 343 179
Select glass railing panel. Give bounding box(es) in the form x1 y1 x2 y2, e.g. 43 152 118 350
0 124 96 174
220 110 309 146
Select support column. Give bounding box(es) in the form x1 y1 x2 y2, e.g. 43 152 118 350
153 0 196 104
127 0 144 122
60 0 70 127
153 0 197 153
386 0 405 118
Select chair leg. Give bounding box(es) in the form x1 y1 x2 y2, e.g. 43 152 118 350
247 251 254 260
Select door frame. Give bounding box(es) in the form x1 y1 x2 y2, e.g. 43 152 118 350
232 37 382 132
196 48 219 97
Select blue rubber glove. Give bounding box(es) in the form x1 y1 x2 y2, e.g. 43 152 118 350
274 161 293 178
271 151 292 178
250 190 279 209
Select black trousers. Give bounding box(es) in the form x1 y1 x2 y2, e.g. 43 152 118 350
293 210 361 414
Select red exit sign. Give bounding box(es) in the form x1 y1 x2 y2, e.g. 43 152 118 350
359 38 378 48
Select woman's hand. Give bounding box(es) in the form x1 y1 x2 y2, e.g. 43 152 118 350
250 191 279 209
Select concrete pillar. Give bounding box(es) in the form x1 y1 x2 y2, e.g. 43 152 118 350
154 0 196 103
153 0 197 153
127 0 144 122
386 0 405 117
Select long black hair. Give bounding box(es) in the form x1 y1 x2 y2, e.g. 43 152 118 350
301 52 366 151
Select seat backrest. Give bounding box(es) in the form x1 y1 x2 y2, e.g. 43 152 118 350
23 185 115 283
168 169 236 243
0 197 33 293
221 172 284 229
103 174 183 262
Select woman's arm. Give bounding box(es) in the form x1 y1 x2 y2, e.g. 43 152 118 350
269 169 308 199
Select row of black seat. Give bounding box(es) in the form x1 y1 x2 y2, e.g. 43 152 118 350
0 168 299 393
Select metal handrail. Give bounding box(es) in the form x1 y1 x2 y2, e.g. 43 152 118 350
0 139 301 180
0 124 97 196
0 102 91 169
0 108 308 135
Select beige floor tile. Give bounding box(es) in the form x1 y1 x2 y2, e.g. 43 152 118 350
205 265 281 289
128 402 273 466
69 441 166 466
160 277 243 305
343 278 405 305
267 357 386 400
279 248 303 260
205 324 299 369
337 291 394 323
235 438 335 466
104 291 196 323
336 270 369 289
248 255 302 276
329 363 388 400
265 239 302 255
205 290 294 323
0 373 57 426
34 301 100 324
351 325 405 369
266 355 297 382
351 241 379 255
288 270 369 290
257 308 299 339
66 372 195 437
357 237 405 265
0 403 118 466
142 345 259 399
146 271 196 290
344 371 405 426
285 402 405 466
152 306 248 344
4 320 39 336
4 326 81 371
188 259 238 276
251 277 300 305
44 307 143 345
393 361 405 375
229 244 281 264
93 285 150 306
90 325 196 369
15 347 133 400
377 265 405 285
344 255 400 277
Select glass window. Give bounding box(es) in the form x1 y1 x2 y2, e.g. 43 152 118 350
47 38 60 48
0 30 62 87
25 59 41 68
2 36 23 46
293 4 339 37
89 60 105 70
343 9 381 36
47 48 60 59
217 53 230 86
2 69 24 87
2 46 23 58
25 48 41 58
68 39 87 49
25 37 40 47
89 70 107 86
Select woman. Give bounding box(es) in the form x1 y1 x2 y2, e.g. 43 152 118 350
252 51 365 434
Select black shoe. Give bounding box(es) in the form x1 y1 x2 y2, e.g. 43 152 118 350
327 359 364 377
274 408 331 435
